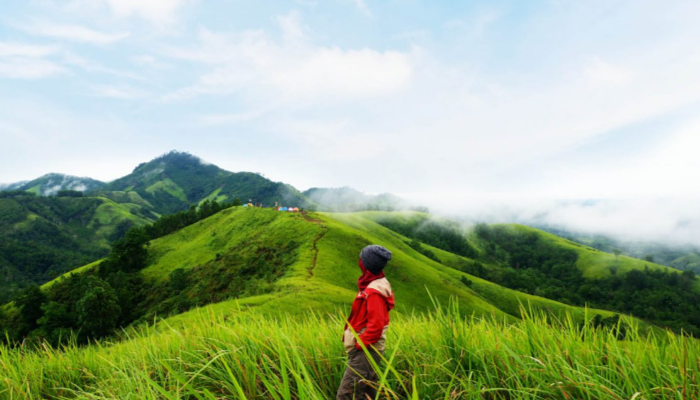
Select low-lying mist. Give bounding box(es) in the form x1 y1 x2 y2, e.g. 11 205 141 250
402 194 700 248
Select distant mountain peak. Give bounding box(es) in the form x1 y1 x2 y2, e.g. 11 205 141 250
131 150 217 173
156 150 211 164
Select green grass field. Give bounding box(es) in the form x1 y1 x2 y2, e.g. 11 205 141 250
1 303 697 399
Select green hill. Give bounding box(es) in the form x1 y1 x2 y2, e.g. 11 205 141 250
538 225 700 274
490 224 690 278
8 206 699 342
670 251 700 273
0 151 322 300
6 208 628 341
100 151 314 215
0 191 150 302
471 222 700 333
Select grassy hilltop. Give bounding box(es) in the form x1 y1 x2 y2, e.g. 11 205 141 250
34 207 615 323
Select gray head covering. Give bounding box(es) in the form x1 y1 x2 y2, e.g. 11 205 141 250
360 245 392 275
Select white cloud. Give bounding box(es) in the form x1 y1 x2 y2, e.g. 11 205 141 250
585 58 633 86
91 84 150 99
540 198 700 245
0 42 58 57
132 55 169 69
199 110 265 126
61 52 144 80
27 22 129 44
351 0 373 17
0 58 63 79
421 195 700 246
276 11 305 42
163 13 414 103
278 119 386 162
0 42 63 79
99 0 186 25
545 119 700 199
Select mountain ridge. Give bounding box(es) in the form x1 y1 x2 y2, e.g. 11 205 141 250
0 173 105 196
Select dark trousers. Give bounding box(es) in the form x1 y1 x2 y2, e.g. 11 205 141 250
336 348 383 400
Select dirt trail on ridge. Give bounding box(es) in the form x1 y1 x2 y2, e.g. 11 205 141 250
302 212 328 278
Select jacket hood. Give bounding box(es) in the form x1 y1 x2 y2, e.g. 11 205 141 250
358 258 385 291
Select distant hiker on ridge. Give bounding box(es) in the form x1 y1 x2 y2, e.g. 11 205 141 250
336 245 394 400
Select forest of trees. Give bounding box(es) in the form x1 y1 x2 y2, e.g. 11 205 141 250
472 224 700 335
8 227 149 344
0 192 111 303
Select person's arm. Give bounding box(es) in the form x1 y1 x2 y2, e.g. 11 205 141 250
356 294 387 350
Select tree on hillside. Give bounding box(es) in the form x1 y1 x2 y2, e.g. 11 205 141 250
612 249 622 259
233 198 242 206
681 269 697 289
76 276 121 339
104 271 144 326
37 301 73 345
644 254 654 262
169 268 189 293
100 227 150 275
15 285 46 334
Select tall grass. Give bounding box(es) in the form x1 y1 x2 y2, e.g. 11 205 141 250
1 303 698 399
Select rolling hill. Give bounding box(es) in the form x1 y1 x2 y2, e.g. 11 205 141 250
0 151 323 297
3 152 699 340
538 225 700 274
4 207 631 337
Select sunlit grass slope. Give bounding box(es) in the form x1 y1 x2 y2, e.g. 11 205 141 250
35 208 623 323
133 207 625 323
324 212 589 320
137 207 507 319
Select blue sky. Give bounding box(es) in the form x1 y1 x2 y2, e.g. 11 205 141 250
2 0 700 212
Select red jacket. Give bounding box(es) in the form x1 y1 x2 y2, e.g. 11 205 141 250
344 259 395 351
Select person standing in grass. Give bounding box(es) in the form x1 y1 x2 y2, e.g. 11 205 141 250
337 245 394 400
